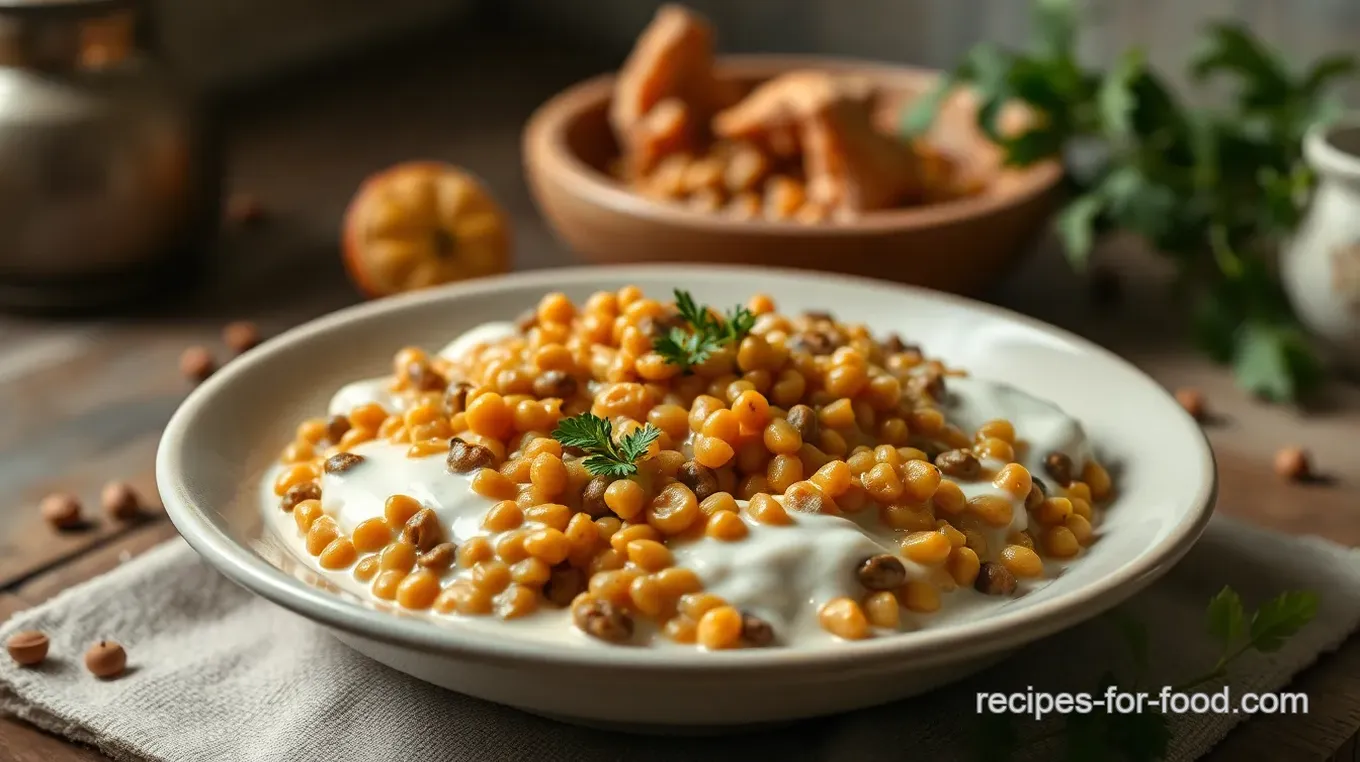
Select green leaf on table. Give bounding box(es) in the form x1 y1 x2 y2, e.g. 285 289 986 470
1099 49 1144 140
1207 586 1246 650
1250 591 1319 652
1191 23 1292 107
1054 193 1106 270
1232 322 1323 403
1191 293 1238 364
962 44 1016 140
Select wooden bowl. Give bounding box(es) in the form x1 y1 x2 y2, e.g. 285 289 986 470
523 55 1063 295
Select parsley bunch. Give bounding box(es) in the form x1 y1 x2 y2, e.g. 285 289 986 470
974 586 1319 761
906 0 1354 402
653 289 757 371
551 413 660 478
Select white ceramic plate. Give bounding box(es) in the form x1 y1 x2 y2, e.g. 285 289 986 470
156 265 1215 729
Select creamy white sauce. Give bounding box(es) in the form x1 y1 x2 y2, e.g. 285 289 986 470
265 322 1101 649
436 321 518 361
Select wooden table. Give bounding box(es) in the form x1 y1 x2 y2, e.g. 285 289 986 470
2 25 1358 762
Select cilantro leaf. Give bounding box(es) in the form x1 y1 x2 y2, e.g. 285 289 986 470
655 290 756 370
723 305 756 344
1207 586 1246 651
551 413 660 478
1249 591 1319 652
551 413 613 452
617 424 661 463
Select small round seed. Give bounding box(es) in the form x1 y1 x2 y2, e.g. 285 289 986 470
280 481 320 512
447 438 496 473
84 640 127 679
678 460 719 502
41 493 82 530
581 475 613 517
222 321 261 354
324 452 365 474
6 631 49 666
532 370 578 399
572 598 633 643
934 449 980 479
1175 387 1206 421
401 508 443 551
1274 447 1311 482
974 562 1018 596
100 481 141 521
740 611 775 647
856 554 907 591
1043 451 1074 486
416 542 457 571
179 346 215 383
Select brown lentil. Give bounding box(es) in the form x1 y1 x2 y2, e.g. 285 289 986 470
934 449 980 479
324 452 365 474
1043 451 1075 486
975 562 1018 595
857 554 907 590
448 438 497 473
573 598 634 643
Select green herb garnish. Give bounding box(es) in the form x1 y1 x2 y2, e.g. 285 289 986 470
551 413 661 478
905 0 1353 403
653 289 756 371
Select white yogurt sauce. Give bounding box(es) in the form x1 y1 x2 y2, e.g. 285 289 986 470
265 323 1101 649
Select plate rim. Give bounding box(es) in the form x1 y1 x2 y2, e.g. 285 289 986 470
156 263 1217 675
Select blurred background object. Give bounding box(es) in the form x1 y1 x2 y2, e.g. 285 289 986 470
0 0 219 312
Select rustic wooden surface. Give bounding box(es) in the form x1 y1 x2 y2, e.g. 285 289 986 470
1 25 1358 762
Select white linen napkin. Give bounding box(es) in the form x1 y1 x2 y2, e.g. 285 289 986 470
3 515 1359 762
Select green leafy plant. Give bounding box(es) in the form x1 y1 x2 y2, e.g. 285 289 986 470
653 289 757 371
974 587 1319 761
551 413 661 477
906 0 1354 402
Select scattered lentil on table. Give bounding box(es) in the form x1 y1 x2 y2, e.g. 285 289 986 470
40 493 82 530
84 640 127 679
6 631 49 666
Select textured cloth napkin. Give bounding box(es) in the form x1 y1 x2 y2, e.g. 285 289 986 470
3 516 1360 762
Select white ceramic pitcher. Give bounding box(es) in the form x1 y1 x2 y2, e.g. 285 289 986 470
1282 119 1360 373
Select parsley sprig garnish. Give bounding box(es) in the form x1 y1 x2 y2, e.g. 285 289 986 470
652 289 757 371
906 0 1351 403
551 413 661 478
